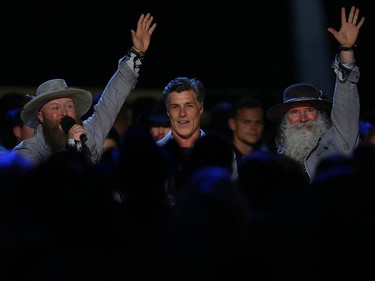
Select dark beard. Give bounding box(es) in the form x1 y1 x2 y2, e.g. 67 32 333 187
43 119 69 152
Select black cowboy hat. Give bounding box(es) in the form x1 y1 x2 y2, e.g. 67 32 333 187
266 83 332 123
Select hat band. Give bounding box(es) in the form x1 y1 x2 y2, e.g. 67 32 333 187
284 97 322 103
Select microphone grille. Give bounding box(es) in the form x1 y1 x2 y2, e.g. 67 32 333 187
61 116 77 134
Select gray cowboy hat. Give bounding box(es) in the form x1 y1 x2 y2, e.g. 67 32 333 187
266 83 332 123
21 79 93 128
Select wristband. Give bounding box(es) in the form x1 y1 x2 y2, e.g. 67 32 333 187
339 45 356 52
130 47 145 57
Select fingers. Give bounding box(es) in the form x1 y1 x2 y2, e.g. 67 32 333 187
148 23 157 34
341 7 346 24
135 13 156 34
350 6 365 29
347 6 355 23
343 6 365 29
353 8 359 23
357 16 365 29
143 13 155 32
137 13 145 30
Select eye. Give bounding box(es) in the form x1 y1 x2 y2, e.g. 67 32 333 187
65 103 75 110
306 108 316 113
289 110 299 116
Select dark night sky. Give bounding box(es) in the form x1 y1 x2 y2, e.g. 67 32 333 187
1 0 374 115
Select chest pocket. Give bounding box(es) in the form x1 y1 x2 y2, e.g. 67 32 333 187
314 138 337 160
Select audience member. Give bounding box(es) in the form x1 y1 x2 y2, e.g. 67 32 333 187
158 166 251 279
179 134 237 185
0 92 34 150
2 149 115 280
13 13 157 166
237 150 315 279
266 5 364 182
228 96 267 167
144 99 171 141
359 120 375 144
106 123 172 278
205 101 233 141
311 146 375 279
129 96 159 125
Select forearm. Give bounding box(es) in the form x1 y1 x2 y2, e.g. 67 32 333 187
339 46 356 64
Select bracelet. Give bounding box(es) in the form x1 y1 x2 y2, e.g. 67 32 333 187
339 45 356 52
130 47 145 57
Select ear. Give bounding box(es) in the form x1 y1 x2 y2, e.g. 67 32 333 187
228 118 236 131
37 111 43 123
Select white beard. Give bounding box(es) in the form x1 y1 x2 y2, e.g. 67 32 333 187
283 122 321 165
276 112 331 165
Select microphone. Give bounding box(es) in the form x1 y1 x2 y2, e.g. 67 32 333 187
61 116 87 142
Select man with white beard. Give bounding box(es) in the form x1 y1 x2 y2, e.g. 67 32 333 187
266 6 365 182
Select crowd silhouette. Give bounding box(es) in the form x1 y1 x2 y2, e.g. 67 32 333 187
1 101 375 279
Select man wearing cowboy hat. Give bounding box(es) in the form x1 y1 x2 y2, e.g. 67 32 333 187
267 6 364 182
13 13 157 166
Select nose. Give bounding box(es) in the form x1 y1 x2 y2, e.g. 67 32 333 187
61 107 68 116
180 108 187 117
299 111 308 121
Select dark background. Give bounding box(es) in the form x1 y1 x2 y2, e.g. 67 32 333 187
1 0 373 116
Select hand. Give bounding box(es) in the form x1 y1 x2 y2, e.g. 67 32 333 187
131 13 157 54
68 124 87 142
327 6 365 47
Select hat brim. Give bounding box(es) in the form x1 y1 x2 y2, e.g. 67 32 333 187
21 88 92 128
145 115 170 124
266 99 332 123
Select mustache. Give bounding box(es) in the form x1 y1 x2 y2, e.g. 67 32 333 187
293 120 316 129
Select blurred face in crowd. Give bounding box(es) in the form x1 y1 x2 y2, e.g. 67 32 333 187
150 124 171 141
229 107 264 151
13 124 34 144
166 90 203 147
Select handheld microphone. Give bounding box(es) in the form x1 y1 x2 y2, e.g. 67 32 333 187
61 116 87 142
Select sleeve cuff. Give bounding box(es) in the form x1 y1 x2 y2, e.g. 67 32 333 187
331 54 356 81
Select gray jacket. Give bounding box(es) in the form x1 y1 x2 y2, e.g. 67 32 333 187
13 56 139 166
305 64 360 181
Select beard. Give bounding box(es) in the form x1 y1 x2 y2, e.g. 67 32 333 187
275 112 331 165
42 118 70 152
